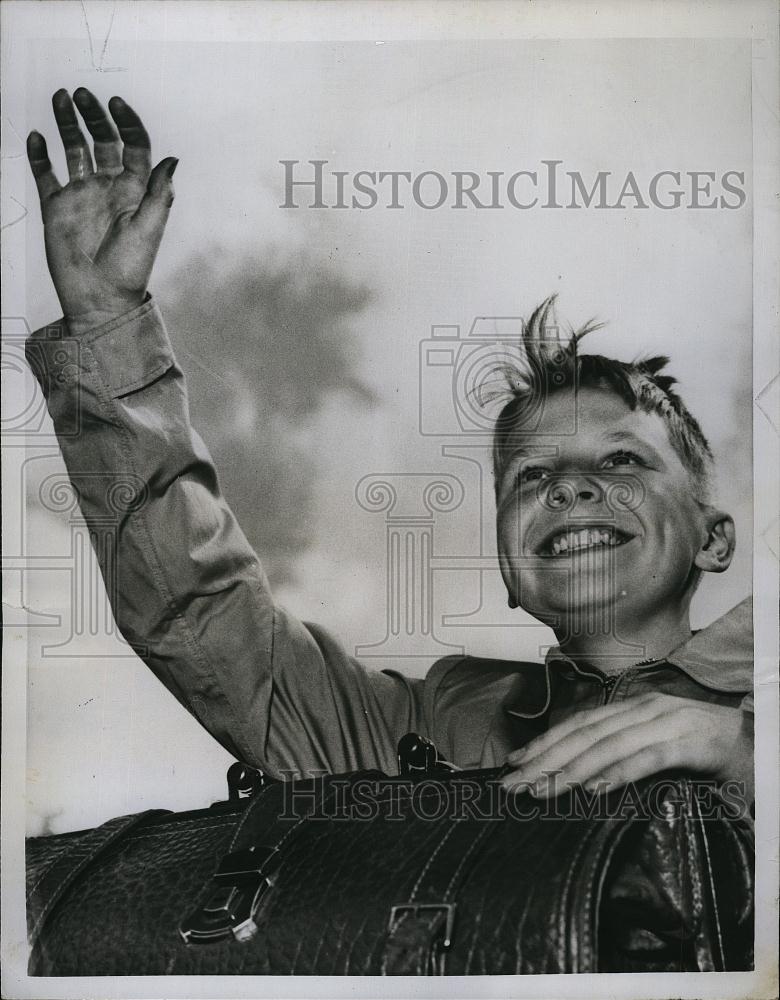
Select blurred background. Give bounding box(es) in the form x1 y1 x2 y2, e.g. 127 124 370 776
4 14 752 833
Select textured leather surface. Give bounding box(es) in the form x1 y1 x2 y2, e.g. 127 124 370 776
26 809 170 950
27 769 754 976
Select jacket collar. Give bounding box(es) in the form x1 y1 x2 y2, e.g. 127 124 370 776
505 597 753 720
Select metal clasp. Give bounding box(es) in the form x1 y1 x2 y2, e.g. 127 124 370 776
397 733 457 778
179 845 280 945
226 762 265 801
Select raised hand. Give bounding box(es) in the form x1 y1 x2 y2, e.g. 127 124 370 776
27 88 177 334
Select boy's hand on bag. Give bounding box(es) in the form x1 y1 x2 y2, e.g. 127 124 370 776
27 88 177 336
502 693 753 798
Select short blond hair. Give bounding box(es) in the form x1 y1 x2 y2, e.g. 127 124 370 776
488 295 714 500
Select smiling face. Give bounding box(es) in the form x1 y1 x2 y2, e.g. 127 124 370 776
496 387 719 627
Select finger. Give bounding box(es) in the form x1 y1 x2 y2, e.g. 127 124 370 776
130 157 178 251
500 771 544 798
501 767 551 797
26 132 62 201
535 718 685 796
503 700 681 789
73 88 122 175
52 89 94 180
506 693 662 766
583 745 687 792
108 96 152 179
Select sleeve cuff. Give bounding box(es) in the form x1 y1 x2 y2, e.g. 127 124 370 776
27 295 176 399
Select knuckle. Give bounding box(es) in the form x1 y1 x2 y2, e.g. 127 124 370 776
646 746 666 772
677 702 707 728
599 770 620 789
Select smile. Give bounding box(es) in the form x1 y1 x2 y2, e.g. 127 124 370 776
539 525 634 556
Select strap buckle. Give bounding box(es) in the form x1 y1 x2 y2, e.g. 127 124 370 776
388 902 457 949
179 845 280 945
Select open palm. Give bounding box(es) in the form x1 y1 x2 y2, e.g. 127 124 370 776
27 88 177 333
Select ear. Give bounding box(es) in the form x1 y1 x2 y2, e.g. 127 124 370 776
499 553 519 608
694 509 736 573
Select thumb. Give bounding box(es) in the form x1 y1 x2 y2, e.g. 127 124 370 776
132 156 178 248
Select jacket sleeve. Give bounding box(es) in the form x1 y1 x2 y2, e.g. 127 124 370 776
26 297 425 778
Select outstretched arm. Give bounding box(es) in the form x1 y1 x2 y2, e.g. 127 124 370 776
26 89 424 776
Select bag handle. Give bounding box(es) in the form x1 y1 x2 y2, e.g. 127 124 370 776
27 809 169 967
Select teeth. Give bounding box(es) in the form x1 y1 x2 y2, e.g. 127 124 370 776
548 528 626 555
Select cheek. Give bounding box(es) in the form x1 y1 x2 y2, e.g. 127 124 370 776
497 519 521 560
496 499 527 550
645 495 703 561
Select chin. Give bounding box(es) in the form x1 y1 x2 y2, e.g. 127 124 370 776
516 589 617 621
516 572 630 611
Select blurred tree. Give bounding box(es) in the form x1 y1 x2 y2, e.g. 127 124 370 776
161 248 377 587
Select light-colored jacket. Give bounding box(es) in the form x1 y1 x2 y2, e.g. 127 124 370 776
28 298 753 779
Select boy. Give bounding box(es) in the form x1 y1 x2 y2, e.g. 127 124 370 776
25 89 753 800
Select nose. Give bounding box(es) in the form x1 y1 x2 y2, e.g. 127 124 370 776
547 477 603 509
576 484 598 501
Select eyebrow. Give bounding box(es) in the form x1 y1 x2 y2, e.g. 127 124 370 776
503 431 649 457
602 430 657 450
602 430 649 445
500 443 558 463
601 430 667 464
501 430 668 469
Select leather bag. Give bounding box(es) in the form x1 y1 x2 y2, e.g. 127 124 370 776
27 751 754 976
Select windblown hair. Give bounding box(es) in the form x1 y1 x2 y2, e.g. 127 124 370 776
486 295 714 500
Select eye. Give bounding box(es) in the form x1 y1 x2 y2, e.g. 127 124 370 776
519 465 552 484
601 450 644 469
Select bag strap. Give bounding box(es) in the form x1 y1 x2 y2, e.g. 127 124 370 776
691 794 754 970
178 772 382 946
27 809 169 954
381 782 500 975
689 786 729 971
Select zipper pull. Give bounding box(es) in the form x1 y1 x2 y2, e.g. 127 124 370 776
601 674 620 703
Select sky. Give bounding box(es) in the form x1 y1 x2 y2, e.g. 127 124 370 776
3 13 755 833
